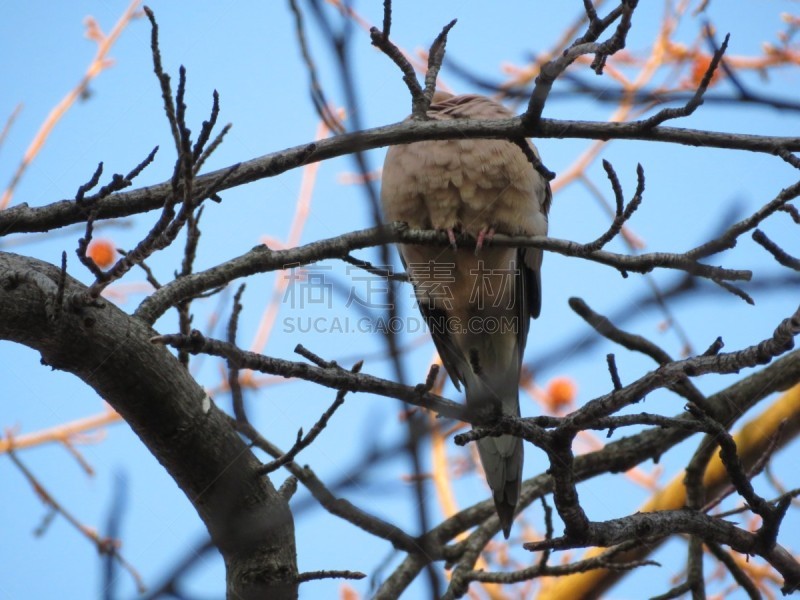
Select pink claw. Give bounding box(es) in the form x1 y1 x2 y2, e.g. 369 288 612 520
446 228 458 250
475 226 496 254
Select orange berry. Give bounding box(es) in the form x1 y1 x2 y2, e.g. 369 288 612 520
546 377 577 411
87 239 116 268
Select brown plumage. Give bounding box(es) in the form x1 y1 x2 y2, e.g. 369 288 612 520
381 92 551 537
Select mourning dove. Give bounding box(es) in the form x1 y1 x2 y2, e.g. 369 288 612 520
381 92 551 538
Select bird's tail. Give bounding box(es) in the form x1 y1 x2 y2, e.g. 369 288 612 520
464 369 524 539
477 430 523 538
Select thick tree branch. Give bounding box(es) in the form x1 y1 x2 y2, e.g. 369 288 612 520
133 224 751 325
2 117 799 237
151 330 467 420
0 252 298 599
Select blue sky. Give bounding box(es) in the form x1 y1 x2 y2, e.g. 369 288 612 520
1 2 799 598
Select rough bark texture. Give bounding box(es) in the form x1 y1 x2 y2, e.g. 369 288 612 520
0 251 298 599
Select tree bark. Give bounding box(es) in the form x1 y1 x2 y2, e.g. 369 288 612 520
0 251 298 599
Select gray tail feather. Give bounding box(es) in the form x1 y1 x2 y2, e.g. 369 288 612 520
477 433 523 538
462 351 524 537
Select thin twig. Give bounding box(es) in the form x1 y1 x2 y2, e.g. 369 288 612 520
7 443 145 593
259 360 363 474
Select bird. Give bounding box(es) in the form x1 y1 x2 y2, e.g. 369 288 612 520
380 91 551 538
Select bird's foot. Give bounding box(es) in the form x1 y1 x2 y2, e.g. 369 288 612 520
475 226 496 254
446 227 458 250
